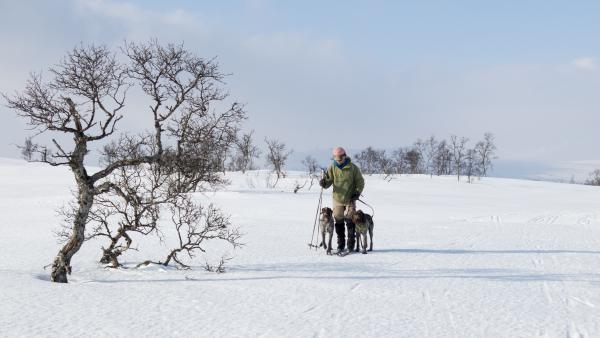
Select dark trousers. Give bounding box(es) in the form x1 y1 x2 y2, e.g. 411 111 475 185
335 221 356 251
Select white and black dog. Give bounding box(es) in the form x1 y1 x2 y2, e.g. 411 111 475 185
319 207 335 255
351 210 374 254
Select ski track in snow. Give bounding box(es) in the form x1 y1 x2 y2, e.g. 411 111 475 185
2 161 600 337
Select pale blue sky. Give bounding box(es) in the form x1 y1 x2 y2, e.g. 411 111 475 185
1 0 599 174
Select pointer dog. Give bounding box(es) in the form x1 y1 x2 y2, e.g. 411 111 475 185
319 207 334 255
351 210 374 254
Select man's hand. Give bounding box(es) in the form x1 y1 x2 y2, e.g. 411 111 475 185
350 192 361 201
319 178 327 188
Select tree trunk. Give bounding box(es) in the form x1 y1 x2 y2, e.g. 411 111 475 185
51 183 94 283
99 229 132 268
51 138 93 283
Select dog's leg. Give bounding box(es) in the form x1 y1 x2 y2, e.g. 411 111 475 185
368 225 373 251
321 231 327 250
357 233 362 254
318 225 323 247
361 233 367 254
326 230 333 255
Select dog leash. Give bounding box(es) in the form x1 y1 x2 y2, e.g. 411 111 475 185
357 197 375 219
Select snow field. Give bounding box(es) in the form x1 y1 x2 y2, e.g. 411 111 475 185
2 160 600 337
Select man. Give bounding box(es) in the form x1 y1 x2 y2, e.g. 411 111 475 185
319 146 365 254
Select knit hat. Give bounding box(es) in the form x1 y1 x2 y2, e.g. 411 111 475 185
332 146 346 160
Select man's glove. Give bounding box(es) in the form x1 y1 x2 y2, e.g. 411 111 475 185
350 192 361 201
319 178 327 188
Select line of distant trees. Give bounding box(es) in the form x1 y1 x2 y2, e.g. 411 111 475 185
352 133 497 182
122 128 600 188
202 131 497 185
22 129 497 185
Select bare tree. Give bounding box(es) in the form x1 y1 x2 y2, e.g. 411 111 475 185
405 149 421 174
450 135 469 181
214 148 230 175
433 140 452 175
464 148 480 183
391 147 408 175
412 139 427 174
301 155 320 189
4 41 245 282
585 169 600 186
424 135 438 177
264 137 292 183
20 137 36 161
378 150 395 180
230 130 261 173
302 155 318 175
475 132 497 177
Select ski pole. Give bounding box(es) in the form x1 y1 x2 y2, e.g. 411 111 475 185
310 188 323 249
309 169 326 249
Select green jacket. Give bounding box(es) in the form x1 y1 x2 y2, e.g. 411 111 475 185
322 157 365 204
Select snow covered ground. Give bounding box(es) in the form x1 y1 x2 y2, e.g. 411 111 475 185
2 158 600 337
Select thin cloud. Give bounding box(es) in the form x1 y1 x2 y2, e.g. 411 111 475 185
74 0 142 22
74 0 198 29
572 57 598 70
241 31 343 62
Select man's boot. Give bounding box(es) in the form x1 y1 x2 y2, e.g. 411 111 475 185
335 222 345 253
346 222 356 252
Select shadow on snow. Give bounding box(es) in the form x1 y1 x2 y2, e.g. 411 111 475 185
64 246 600 285
374 248 600 255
